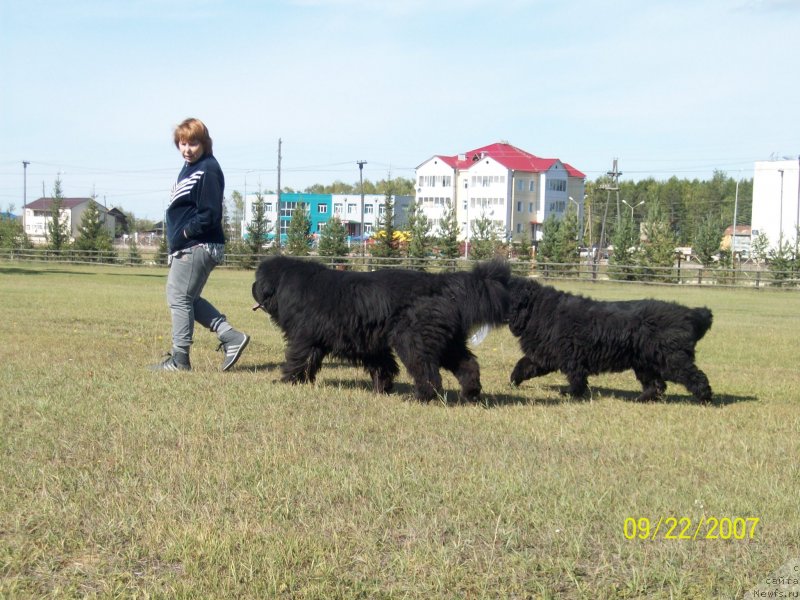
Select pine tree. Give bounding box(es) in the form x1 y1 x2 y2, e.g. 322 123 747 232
0 205 30 250
437 199 461 262
371 189 399 259
246 191 271 255
318 215 349 258
608 211 638 280
128 234 143 265
406 200 432 269
693 215 723 267
557 204 580 267
47 176 70 252
286 203 311 256
74 199 115 262
638 205 677 282
156 232 168 266
750 231 770 265
537 215 561 262
469 212 499 260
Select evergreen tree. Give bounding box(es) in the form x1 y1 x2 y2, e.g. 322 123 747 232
693 215 723 267
47 176 70 251
318 215 349 258
0 205 30 250
608 211 639 280
768 239 796 285
128 234 143 265
750 231 770 265
74 200 115 262
156 232 168 266
556 204 580 267
371 190 400 259
246 191 271 256
406 200 432 269
437 199 461 261
638 205 677 282
537 210 580 276
469 212 499 260
537 214 560 260
286 203 311 256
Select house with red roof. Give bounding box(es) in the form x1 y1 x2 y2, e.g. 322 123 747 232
415 141 586 245
23 197 117 244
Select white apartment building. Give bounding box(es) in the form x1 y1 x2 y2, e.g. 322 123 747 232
415 142 586 244
751 158 800 251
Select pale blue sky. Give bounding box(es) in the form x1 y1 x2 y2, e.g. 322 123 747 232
1 0 798 220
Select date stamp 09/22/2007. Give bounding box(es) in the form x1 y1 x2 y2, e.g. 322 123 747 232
623 516 760 541
623 517 800 596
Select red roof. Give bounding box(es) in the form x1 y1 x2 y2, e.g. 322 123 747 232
422 142 585 178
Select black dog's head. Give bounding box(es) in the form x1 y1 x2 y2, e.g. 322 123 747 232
251 260 280 317
506 276 536 335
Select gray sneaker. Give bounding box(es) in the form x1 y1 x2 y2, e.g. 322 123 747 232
218 330 250 371
149 350 191 372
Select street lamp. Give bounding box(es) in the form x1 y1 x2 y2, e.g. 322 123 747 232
568 196 583 243
622 199 645 219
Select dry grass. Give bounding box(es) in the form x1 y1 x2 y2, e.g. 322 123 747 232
1 262 799 598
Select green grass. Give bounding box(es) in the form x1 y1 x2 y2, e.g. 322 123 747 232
1 262 799 598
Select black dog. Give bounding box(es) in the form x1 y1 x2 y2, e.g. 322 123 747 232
506 277 713 402
251 256 510 402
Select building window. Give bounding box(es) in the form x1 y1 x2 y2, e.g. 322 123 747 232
333 203 343 213
548 179 566 192
364 204 374 214
529 180 535 192
516 179 525 192
317 204 327 214
347 203 357 214
517 201 522 212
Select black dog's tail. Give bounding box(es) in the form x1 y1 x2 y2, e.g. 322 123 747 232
461 258 511 328
689 307 713 341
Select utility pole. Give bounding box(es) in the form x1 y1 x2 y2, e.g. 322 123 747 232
22 161 30 233
796 156 800 261
277 138 282 246
596 158 622 263
732 178 740 264
357 160 367 254
778 168 785 247
605 158 623 228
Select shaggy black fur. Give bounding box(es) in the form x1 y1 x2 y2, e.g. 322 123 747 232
251 256 510 402
506 277 714 402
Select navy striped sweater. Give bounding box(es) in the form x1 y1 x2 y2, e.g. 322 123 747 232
166 154 226 253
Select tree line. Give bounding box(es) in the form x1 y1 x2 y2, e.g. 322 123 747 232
3 171 797 281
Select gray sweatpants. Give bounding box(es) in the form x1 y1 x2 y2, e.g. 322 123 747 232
166 245 227 349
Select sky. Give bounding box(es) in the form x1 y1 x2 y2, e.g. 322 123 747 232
1 0 799 221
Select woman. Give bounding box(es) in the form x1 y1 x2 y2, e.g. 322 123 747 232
150 117 249 372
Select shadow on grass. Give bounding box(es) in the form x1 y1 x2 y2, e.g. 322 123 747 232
584 385 757 407
0 266 165 278
0 266 93 276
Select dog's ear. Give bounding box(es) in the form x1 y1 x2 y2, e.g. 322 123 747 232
252 278 275 304
507 292 531 334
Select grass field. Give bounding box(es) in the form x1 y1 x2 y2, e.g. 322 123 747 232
1 261 799 599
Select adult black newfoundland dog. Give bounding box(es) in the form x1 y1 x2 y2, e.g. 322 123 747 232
251 256 510 402
507 277 713 403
